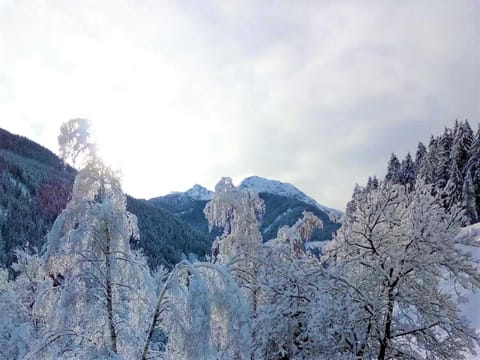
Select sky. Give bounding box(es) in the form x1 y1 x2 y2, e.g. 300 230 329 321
0 0 479 211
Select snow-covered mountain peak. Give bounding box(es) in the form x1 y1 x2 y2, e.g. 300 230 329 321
239 176 342 222
184 184 213 201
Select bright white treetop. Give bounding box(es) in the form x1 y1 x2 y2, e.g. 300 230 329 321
58 118 96 169
320 181 480 359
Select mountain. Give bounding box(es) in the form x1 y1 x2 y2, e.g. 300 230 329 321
239 176 343 222
0 127 212 271
149 176 343 244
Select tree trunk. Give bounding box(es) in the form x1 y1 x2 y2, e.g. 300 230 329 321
378 286 394 360
105 225 118 354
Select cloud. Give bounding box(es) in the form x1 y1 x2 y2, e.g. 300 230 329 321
0 0 478 210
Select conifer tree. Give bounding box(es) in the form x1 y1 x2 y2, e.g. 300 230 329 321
450 120 474 175
436 128 454 190
399 153 416 188
385 153 401 184
366 176 379 192
463 169 479 224
443 162 464 211
418 136 439 184
414 141 427 174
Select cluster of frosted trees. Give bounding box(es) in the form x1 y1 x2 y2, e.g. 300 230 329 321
378 120 480 223
0 120 479 359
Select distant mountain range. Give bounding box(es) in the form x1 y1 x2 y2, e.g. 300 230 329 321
149 176 342 244
0 127 342 272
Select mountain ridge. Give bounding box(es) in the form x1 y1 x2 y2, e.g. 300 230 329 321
151 175 343 221
148 176 343 244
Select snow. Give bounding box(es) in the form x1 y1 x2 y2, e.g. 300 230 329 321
184 184 214 201
456 223 480 359
239 176 343 221
458 224 480 329
160 177 343 223
165 184 214 201
263 208 293 234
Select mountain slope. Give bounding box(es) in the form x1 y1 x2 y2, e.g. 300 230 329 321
0 127 211 271
149 177 342 244
240 176 343 222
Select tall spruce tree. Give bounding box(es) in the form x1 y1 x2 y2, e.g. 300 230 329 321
414 142 427 174
451 120 474 176
385 153 401 184
418 136 439 184
463 169 479 224
443 162 464 211
436 128 454 190
399 153 416 188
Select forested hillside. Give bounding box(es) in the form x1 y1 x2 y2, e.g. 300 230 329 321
0 127 211 271
356 120 480 224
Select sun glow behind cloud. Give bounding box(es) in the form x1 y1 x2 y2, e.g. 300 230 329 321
0 0 478 209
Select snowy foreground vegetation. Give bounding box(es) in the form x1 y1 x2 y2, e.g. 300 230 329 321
0 119 480 360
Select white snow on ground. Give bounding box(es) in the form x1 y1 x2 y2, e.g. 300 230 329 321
456 223 480 359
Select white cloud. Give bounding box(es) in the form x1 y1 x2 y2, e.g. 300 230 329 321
0 0 478 210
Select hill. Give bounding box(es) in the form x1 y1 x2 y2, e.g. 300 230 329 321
0 127 212 271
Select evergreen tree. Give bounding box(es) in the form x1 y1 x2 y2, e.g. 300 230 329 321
442 162 464 211
366 176 379 192
436 128 454 190
414 141 427 174
385 153 401 184
463 169 479 224
399 153 416 188
450 120 474 175
466 126 480 173
475 167 480 221
466 126 480 216
346 183 364 220
419 136 439 184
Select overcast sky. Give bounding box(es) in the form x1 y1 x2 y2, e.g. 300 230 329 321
0 0 479 210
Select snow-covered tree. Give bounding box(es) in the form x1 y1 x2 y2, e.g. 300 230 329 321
323 181 480 359
466 126 480 217
442 161 464 211
436 127 454 190
385 153 401 184
399 153 416 188
255 212 323 360
418 136 439 185
451 120 474 174
346 183 364 220
204 177 265 303
0 250 46 359
414 141 427 173
141 260 251 360
28 121 154 359
464 169 479 224
58 118 96 169
366 176 379 192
